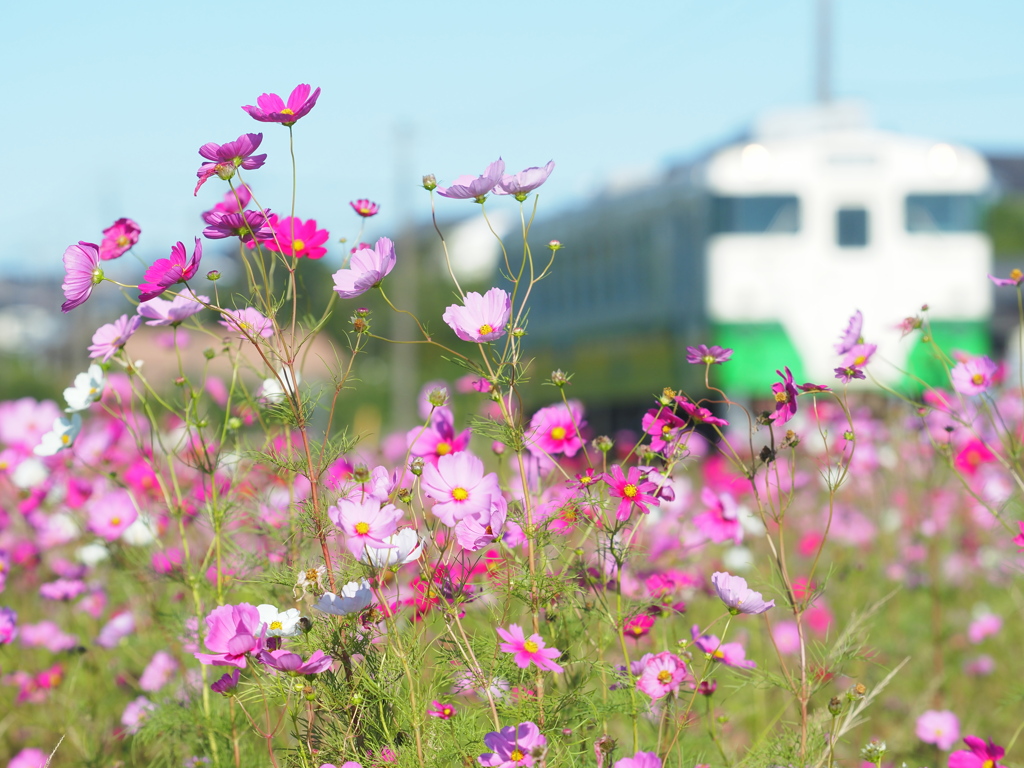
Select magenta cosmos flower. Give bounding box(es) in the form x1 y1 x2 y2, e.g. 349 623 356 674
917 710 960 751
88 314 142 362
479 721 547 768
407 406 472 466
493 160 555 199
989 269 1023 287
61 241 104 313
138 238 203 301
328 496 403 558
99 218 140 260
686 344 733 365
265 216 330 259
835 310 864 354
420 451 501 527
613 753 662 768
949 737 1005 768
350 199 379 217
258 648 333 675
952 356 998 396
604 465 660 521
711 571 775 615
443 287 511 343
527 400 585 457
242 84 321 125
770 367 799 424
194 603 265 668
332 237 397 299
194 133 267 195
691 625 755 668
203 209 275 243
636 651 687 699
219 307 274 340
497 624 563 673
427 700 456 719
437 158 505 201
88 488 139 541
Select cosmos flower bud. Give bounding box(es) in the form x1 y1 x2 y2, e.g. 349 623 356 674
428 388 449 407
860 739 886 762
422 174 437 191
550 369 570 387
828 696 842 716
592 435 613 454
352 464 370 483
547 240 563 251
410 456 425 476
206 270 221 281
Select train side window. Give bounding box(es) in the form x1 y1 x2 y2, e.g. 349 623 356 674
711 195 799 234
837 208 868 247
906 194 982 232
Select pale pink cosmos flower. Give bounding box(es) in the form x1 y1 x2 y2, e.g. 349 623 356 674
916 709 960 751
61 241 104 313
328 496 403 558
841 343 876 370
139 650 179 692
0 607 17 645
420 451 501 527
88 488 139 541
493 161 555 198
834 310 864 354
967 612 1001 644
407 406 472 466
442 288 511 343
138 289 209 326
39 578 88 601
121 695 156 734
88 314 142 363
635 651 687 699
258 648 333 674
691 625 756 668
711 572 775 615
18 621 78 652
194 603 264 668
242 84 321 125
693 487 742 544
219 307 274 340
437 159 505 200
455 496 507 552
952 356 998 396
526 401 585 457
613 753 662 768
96 611 136 647
8 748 50 768
99 218 140 260
989 268 1023 287
332 237 397 299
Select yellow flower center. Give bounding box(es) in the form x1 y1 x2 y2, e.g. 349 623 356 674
305 568 319 582
657 670 672 683
972 373 985 385
436 441 452 455
550 426 567 440
61 434 71 445
623 483 638 498
355 521 370 535
292 238 306 252
110 516 121 526
774 391 789 403
510 749 525 762
271 620 283 630
523 640 539 653
478 324 494 335
280 108 295 115
1011 269 1023 281
982 761 994 768
713 649 725 659
452 487 469 501
116 235 130 247
853 355 867 366
702 354 715 364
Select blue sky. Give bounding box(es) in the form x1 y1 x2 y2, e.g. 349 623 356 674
3 0 1023 276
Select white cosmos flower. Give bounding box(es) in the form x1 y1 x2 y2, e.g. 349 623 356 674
260 369 300 404
314 579 373 616
64 364 106 413
34 414 82 456
361 528 424 568
256 604 303 637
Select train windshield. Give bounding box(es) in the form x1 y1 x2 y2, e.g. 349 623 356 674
905 194 983 232
711 195 800 234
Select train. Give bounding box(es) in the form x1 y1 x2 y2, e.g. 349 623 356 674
520 103 994 424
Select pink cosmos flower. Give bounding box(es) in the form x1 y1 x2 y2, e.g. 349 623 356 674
949 737 1005 768
691 625 755 668
194 133 267 195
917 710 960 751
138 289 209 326
613 753 662 768
497 624 563 672
61 241 104 313
455 495 507 552
210 668 240 694
329 496 403 558
420 451 501 527
219 307 274 340
437 158 505 201
493 161 555 198
121 695 156 734
623 615 655 640
770 367 799 424
604 465 660 521
0 607 17 644
8 748 50 768
332 237 397 299
479 721 547 768
952 356 998 396
99 218 140 260
527 401 586 457
427 700 456 719
635 651 687 699
194 603 265 668
97 611 136 647
642 408 686 454
835 310 864 354
711 571 775 615
407 406 472 466
835 365 866 383
693 487 742 544
39 578 88 601
87 314 142 362
258 648 333 674
203 209 275 243
841 343 876 370
443 288 511 343
350 199 380 217
265 216 330 259
139 238 203 301
676 397 729 428
989 269 1023 287
18 621 77 652
967 612 1001 644
88 488 139 541
242 84 321 125
139 650 178 692
686 345 733 365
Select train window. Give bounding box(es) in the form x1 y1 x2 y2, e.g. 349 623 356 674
837 208 869 247
710 195 799 234
905 194 982 232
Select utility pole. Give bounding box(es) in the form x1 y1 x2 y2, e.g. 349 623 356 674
816 0 832 103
